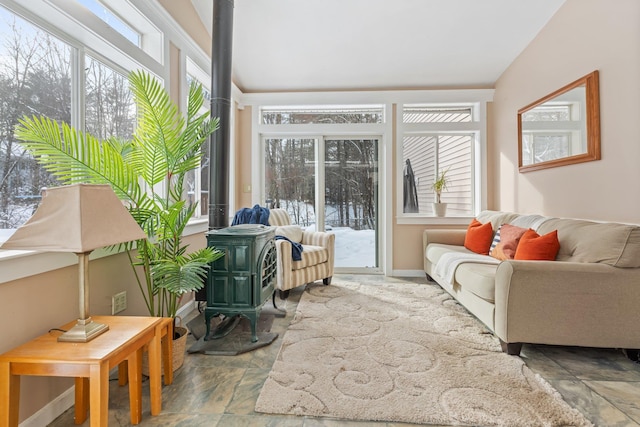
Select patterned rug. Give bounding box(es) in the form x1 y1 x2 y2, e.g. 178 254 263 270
255 281 592 426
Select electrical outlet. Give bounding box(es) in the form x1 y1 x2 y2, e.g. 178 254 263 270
112 291 127 314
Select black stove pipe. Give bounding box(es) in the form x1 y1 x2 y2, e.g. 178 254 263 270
208 0 234 230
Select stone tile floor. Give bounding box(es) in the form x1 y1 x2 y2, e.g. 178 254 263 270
49 274 640 426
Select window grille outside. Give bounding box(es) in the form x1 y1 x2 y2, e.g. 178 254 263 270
403 105 472 124
262 106 384 125
522 105 572 122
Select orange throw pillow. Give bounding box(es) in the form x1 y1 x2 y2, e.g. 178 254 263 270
514 229 560 261
464 219 493 255
490 224 528 261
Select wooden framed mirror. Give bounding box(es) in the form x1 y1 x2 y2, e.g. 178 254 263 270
518 70 600 173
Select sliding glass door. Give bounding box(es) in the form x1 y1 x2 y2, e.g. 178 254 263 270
264 136 379 270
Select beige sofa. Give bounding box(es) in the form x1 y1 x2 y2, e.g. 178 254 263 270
423 210 640 355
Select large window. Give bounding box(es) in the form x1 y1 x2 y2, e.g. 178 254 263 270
260 105 383 271
76 0 141 46
0 8 71 229
0 1 156 233
85 56 136 140
400 105 479 217
184 58 212 219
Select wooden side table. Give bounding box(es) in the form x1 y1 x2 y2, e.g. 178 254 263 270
118 316 174 388
0 316 163 427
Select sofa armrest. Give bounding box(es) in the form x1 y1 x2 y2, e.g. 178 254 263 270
274 239 292 289
423 229 467 272
494 260 640 348
301 231 334 248
423 229 466 247
301 231 336 276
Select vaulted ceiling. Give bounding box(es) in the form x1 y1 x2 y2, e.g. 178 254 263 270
190 0 565 93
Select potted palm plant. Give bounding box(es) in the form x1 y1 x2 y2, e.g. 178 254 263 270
14 70 224 371
431 168 450 217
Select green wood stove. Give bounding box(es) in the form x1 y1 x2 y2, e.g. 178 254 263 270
204 224 277 342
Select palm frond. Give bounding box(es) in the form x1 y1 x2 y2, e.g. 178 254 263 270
15 117 142 204
151 247 222 295
129 70 184 185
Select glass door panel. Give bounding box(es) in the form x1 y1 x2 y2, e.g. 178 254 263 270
264 136 380 270
264 138 317 224
324 138 379 268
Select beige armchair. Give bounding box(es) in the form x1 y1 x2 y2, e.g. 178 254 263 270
269 209 335 298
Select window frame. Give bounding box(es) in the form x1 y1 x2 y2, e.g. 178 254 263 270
0 0 215 270
396 100 489 225
184 56 213 221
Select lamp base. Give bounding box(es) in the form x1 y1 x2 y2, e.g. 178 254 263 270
58 317 109 342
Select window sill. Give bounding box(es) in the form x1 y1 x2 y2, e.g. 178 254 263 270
0 248 117 284
184 218 208 236
1 219 212 285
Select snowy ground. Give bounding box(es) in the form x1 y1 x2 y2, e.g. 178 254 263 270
280 202 377 268
322 226 375 268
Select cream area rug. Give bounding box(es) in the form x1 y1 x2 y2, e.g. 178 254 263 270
255 281 592 426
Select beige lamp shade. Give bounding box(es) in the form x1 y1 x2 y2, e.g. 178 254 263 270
1 183 146 252
1 184 147 342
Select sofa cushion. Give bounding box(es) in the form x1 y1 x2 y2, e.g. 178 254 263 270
455 263 498 303
275 225 303 243
464 219 493 255
514 229 560 261
510 214 550 231
490 224 528 260
538 218 640 267
291 244 328 270
476 210 521 233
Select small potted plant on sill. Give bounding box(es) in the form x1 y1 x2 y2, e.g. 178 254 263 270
431 168 450 217
15 70 224 372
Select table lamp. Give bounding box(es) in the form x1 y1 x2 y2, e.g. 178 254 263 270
0 184 146 342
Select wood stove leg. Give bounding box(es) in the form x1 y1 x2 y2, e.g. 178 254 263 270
271 292 286 317
203 310 216 341
243 313 259 343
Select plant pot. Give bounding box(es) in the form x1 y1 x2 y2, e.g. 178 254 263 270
433 202 448 217
142 326 188 376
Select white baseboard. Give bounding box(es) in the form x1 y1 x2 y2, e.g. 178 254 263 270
20 385 75 427
391 269 425 278
176 299 199 323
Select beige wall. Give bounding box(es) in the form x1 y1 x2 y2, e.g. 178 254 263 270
157 0 211 56
235 105 253 209
491 0 640 223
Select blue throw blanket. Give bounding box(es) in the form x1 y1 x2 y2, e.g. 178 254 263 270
231 204 270 226
274 235 303 261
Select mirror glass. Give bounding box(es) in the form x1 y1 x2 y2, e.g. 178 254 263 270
518 70 600 172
